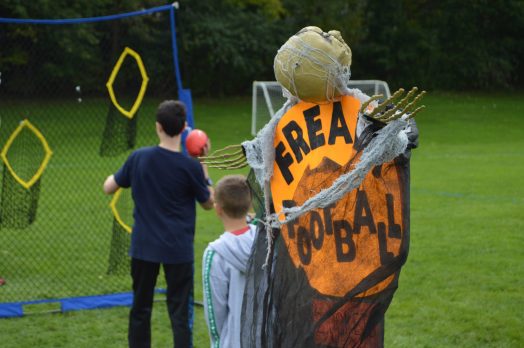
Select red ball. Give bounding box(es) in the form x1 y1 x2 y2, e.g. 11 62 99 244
185 129 208 157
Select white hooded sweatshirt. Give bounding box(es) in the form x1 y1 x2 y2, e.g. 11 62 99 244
203 224 256 348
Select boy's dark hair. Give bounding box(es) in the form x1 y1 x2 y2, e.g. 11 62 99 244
156 100 186 136
215 175 252 219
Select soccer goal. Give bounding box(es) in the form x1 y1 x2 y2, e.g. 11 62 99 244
251 80 392 135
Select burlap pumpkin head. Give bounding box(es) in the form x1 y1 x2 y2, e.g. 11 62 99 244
274 26 352 104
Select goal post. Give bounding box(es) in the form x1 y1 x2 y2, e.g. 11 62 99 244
251 80 392 135
251 81 288 135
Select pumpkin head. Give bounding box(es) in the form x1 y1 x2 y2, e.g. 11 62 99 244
274 26 352 104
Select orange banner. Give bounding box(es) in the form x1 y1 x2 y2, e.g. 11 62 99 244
270 95 405 297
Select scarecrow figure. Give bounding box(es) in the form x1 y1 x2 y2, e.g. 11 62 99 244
204 26 424 347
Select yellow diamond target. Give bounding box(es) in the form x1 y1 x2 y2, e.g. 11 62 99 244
1 119 53 190
110 189 132 234
106 47 149 119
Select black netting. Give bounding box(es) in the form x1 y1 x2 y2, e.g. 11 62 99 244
0 125 46 228
0 11 179 304
107 185 134 276
107 220 131 276
99 104 139 157
1 168 41 228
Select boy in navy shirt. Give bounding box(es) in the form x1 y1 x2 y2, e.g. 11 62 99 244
104 100 214 348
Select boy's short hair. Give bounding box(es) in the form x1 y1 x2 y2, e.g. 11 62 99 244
215 175 252 219
156 100 186 136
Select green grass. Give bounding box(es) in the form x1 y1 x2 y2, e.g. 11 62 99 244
1 92 523 347
386 92 524 347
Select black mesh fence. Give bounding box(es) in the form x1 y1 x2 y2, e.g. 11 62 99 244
0 8 181 307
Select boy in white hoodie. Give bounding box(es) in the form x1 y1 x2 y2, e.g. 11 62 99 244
202 175 256 348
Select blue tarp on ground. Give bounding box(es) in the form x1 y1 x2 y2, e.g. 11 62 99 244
0 289 167 318
0 303 23 318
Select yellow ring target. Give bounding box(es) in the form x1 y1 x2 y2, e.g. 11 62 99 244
106 47 149 119
109 189 132 234
1 119 53 190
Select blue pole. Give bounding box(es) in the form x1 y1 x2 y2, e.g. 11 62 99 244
0 5 173 24
170 5 195 129
169 6 183 92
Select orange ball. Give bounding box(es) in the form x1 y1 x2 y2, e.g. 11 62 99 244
185 129 208 157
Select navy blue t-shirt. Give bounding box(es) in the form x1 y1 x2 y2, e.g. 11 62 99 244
114 146 210 264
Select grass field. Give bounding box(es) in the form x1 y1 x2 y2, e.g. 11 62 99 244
1 92 523 347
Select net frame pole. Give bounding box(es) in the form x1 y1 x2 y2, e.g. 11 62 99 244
0 5 173 24
169 5 183 92
169 3 195 128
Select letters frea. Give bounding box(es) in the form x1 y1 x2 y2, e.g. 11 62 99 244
275 102 353 185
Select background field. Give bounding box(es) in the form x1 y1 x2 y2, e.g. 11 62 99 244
1 92 523 347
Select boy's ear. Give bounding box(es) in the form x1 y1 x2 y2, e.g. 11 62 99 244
156 122 163 134
214 202 223 216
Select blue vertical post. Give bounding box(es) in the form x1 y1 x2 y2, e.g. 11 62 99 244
169 4 194 129
170 8 194 338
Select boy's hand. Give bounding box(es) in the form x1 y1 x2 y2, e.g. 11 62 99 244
201 138 211 157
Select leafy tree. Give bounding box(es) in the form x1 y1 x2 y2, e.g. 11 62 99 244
177 0 287 95
354 0 524 90
0 0 523 95
280 0 366 51
428 0 524 89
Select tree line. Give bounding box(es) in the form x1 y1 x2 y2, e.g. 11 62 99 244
0 0 522 97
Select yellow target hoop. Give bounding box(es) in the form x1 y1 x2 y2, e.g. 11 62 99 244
1 119 53 190
109 189 132 234
106 47 149 119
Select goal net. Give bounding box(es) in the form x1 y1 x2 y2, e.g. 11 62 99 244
0 5 191 317
251 80 391 135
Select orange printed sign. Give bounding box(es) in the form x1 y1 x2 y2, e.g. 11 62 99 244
270 95 405 297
